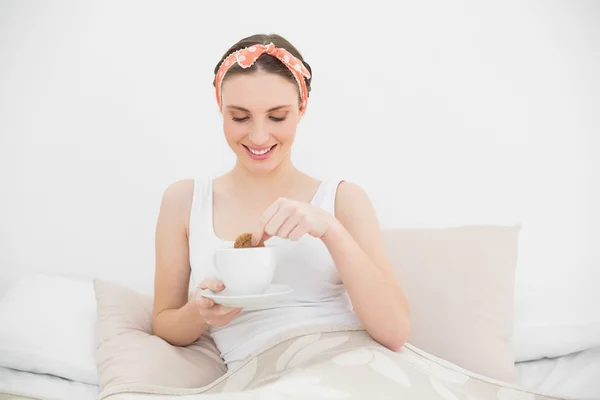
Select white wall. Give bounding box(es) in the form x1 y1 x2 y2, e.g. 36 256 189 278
0 1 598 298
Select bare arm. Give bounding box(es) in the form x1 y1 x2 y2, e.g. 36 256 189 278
251 181 411 351
151 180 208 346
322 182 410 351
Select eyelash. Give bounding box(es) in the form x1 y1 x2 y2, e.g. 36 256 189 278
231 116 286 123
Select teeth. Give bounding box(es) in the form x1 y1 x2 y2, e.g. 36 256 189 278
248 146 272 155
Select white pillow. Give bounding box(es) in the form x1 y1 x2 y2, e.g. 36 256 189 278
0 274 99 385
512 285 600 361
512 225 600 361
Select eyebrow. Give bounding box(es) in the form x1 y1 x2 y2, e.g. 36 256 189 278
226 105 291 112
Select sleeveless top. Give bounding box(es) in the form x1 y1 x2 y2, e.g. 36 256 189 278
187 176 361 366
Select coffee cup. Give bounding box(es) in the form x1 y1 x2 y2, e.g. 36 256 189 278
213 245 276 296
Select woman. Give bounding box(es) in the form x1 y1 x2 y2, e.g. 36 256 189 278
151 33 410 370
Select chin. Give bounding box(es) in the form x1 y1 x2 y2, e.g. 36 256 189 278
242 158 281 174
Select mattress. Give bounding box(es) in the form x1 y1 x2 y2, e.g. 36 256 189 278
0 366 98 400
515 346 600 400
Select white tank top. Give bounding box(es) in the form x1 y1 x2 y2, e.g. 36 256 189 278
188 176 360 366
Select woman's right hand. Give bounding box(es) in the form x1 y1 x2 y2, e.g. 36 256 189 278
192 279 242 327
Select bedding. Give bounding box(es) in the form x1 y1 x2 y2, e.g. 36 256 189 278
382 225 520 382
0 274 99 385
0 366 98 400
97 324 562 400
0 394 38 400
512 284 600 361
94 279 226 390
513 225 600 362
92 225 521 394
0 225 524 399
516 346 600 400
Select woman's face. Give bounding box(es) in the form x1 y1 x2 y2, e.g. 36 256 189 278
220 70 302 174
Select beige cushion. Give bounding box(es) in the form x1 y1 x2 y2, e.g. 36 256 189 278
382 225 519 382
94 280 226 391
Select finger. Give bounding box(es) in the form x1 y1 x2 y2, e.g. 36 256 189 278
264 211 290 239
264 202 296 238
212 308 243 327
277 212 301 239
199 279 226 292
288 222 308 241
223 308 243 321
252 198 284 246
196 296 215 308
210 305 242 317
224 307 243 317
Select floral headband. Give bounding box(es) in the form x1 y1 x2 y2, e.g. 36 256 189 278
215 42 312 112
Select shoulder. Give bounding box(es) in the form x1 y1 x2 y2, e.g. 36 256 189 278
334 181 374 223
159 179 195 224
336 181 368 200
332 182 386 255
162 179 194 205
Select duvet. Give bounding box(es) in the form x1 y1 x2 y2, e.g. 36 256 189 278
93 324 562 400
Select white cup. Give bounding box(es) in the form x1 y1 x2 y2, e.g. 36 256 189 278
214 245 277 296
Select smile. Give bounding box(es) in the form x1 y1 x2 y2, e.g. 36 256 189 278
243 144 277 159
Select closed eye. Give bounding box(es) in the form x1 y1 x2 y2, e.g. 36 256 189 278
270 111 288 122
231 113 287 123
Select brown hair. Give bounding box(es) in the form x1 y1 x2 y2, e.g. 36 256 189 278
213 33 312 105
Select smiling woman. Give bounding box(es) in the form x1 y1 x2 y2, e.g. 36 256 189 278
151 33 410 371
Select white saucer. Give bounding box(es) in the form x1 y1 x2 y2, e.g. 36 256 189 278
201 284 293 308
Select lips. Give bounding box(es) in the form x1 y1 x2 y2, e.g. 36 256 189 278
243 144 277 160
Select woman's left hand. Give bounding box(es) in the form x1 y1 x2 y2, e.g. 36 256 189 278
251 197 338 246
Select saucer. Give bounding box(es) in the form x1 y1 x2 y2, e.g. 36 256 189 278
201 284 293 308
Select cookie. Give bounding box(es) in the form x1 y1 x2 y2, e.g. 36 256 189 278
234 232 265 248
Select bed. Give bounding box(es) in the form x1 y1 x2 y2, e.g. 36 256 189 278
0 366 98 400
1 342 599 400
2 348 600 400
0 226 598 400
515 346 600 400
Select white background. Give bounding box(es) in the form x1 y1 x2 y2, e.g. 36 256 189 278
0 1 598 305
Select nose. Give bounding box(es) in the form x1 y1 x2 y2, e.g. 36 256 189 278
248 122 270 146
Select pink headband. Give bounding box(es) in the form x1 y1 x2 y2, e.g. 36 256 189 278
215 42 312 112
